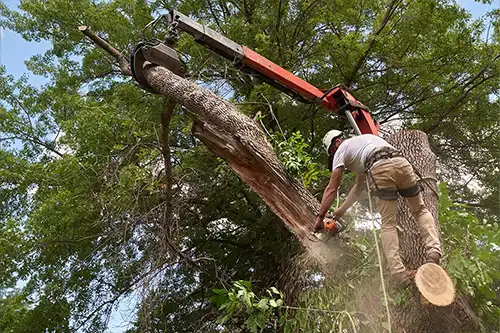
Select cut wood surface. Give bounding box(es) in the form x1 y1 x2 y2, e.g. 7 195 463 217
416 263 455 306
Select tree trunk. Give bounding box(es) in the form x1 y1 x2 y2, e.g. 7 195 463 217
387 130 480 333
142 65 322 257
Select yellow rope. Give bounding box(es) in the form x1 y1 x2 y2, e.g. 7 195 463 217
365 178 392 332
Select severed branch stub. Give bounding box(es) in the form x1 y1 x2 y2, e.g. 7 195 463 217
78 25 132 76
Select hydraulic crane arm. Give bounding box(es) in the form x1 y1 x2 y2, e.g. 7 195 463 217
131 10 379 136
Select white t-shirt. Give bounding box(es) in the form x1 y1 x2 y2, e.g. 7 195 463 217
331 134 393 174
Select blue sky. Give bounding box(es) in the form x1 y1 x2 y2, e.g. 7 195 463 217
1 0 52 85
0 0 496 332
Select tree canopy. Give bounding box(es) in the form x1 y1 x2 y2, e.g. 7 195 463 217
0 0 498 332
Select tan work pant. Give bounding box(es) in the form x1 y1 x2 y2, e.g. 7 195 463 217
369 157 441 276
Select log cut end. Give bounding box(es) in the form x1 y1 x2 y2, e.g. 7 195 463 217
415 263 455 306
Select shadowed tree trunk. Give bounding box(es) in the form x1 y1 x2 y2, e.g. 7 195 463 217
144 65 321 255
387 130 480 333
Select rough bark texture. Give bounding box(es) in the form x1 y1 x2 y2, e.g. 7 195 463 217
143 65 321 255
387 130 480 333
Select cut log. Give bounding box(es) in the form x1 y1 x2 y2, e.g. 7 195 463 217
415 263 455 306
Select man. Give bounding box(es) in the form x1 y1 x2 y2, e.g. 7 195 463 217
313 130 442 284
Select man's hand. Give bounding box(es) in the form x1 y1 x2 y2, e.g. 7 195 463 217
313 216 324 232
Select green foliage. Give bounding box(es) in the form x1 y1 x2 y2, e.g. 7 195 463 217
210 230 385 333
394 288 412 307
439 182 500 327
270 130 327 187
211 280 284 332
0 0 497 331
212 279 363 333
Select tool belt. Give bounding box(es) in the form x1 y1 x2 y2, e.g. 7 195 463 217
365 146 423 200
364 146 404 171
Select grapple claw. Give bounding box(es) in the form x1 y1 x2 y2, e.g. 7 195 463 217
131 40 186 93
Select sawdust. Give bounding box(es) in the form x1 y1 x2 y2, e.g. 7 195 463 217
304 229 362 275
352 274 386 329
308 235 342 263
279 229 390 332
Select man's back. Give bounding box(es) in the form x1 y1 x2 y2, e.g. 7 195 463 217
331 134 393 174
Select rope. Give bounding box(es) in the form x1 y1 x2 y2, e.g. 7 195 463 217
413 167 439 198
365 178 392 333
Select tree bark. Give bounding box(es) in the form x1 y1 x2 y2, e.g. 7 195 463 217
142 65 321 256
387 130 480 333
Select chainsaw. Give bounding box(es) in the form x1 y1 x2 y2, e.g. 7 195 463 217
312 215 345 241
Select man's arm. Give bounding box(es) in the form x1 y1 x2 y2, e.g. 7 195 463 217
318 166 344 217
335 174 366 216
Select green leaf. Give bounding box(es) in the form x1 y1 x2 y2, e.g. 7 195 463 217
212 288 228 295
255 311 268 329
255 298 269 312
216 312 232 325
269 287 280 295
238 280 253 290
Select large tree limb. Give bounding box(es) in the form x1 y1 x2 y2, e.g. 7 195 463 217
78 25 132 76
143 65 319 246
79 27 323 258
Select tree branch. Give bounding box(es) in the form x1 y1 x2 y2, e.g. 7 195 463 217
425 72 498 133
78 25 132 76
206 0 226 34
160 99 175 230
345 0 402 86
453 200 490 208
6 134 65 157
74 263 169 332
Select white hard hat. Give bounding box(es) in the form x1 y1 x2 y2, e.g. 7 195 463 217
322 130 342 153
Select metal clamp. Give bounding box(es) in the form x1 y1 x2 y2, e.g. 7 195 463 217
130 39 186 93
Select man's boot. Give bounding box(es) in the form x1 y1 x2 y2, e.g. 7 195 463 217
426 252 441 265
